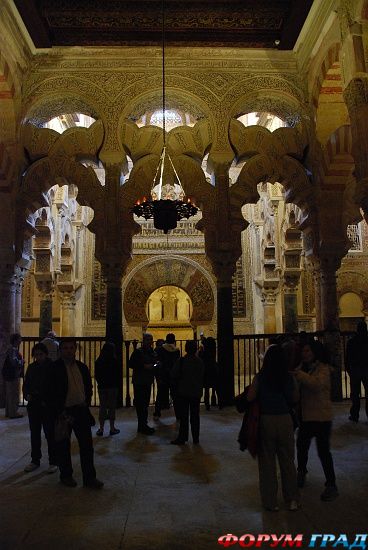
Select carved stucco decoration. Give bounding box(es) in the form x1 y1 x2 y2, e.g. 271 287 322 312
343 74 368 111
337 270 368 310
123 256 214 324
229 121 313 223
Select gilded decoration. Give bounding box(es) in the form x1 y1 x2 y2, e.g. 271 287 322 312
123 257 215 325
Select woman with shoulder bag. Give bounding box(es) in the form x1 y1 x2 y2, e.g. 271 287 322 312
247 344 300 512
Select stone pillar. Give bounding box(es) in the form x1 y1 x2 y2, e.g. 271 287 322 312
36 280 54 339
262 290 278 333
0 265 16 406
59 291 77 336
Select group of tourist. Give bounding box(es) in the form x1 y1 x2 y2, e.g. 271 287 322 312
247 338 339 512
1 322 367 508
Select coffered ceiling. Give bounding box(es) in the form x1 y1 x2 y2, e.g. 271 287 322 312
14 0 313 50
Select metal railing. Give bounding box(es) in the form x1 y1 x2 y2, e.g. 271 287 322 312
19 332 363 406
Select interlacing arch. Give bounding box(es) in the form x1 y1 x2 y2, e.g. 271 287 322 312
20 120 105 232
228 119 313 223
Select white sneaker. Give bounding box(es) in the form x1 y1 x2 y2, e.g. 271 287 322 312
289 500 300 511
47 465 58 474
24 462 40 473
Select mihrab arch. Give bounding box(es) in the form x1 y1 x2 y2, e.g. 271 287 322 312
123 256 215 326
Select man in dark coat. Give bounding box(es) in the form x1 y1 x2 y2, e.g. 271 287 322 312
346 320 368 422
129 333 156 434
51 338 103 488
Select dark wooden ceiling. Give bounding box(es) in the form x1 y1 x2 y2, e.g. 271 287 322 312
14 0 313 50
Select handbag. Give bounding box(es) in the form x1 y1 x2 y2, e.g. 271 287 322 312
237 399 260 458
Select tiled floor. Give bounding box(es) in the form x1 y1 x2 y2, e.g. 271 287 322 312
0 403 367 549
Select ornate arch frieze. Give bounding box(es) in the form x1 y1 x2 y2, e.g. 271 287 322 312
123 255 215 324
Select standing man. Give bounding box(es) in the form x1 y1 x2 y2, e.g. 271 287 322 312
346 320 368 422
129 333 156 435
51 338 103 489
154 333 180 419
2 333 24 418
23 343 57 473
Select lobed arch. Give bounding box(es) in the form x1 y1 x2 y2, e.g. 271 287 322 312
20 156 102 234
123 255 215 326
118 86 216 153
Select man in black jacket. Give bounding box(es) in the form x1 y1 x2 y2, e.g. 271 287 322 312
129 333 156 435
51 338 103 489
346 320 368 422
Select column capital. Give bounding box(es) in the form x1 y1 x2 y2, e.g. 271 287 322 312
35 279 54 301
59 290 77 309
261 290 278 306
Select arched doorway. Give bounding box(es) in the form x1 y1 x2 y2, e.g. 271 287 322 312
146 285 193 341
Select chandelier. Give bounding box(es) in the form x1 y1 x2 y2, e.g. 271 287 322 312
132 0 198 234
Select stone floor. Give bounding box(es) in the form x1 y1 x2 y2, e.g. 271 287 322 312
0 403 367 550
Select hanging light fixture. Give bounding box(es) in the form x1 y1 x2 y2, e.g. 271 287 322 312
132 0 198 234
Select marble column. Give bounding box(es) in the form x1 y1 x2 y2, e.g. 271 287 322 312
14 266 25 333
103 263 125 407
216 267 235 406
319 255 343 400
283 289 298 333
262 291 278 333
0 265 16 406
313 268 323 331
59 291 77 336
320 257 340 332
37 281 54 339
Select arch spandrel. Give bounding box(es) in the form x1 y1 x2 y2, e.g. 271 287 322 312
123 257 215 325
